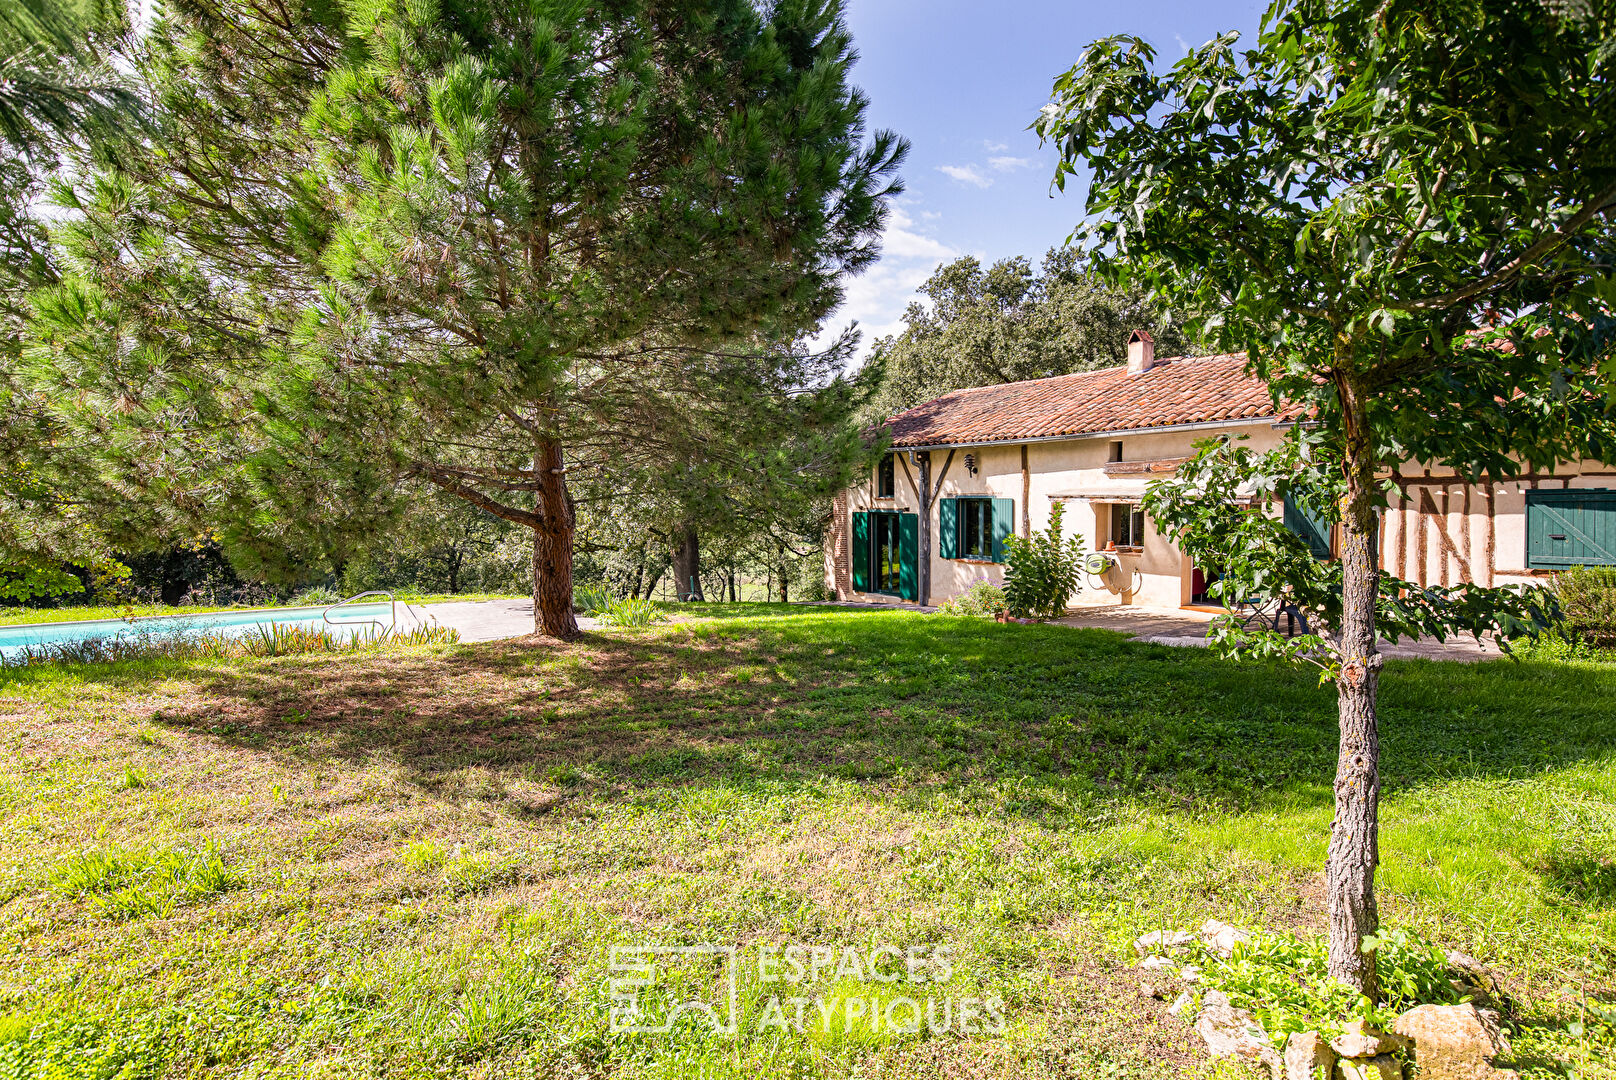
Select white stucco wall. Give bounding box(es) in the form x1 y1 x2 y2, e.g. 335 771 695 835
829 430 1615 611
834 420 1288 610
1381 463 1616 588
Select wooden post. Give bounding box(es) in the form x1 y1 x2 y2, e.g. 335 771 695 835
915 451 932 605
1021 444 1031 538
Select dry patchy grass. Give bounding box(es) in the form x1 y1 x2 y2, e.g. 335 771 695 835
0 606 1610 1078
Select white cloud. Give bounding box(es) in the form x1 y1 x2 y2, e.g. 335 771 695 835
936 164 992 188
1175 33 1192 54
812 202 961 362
882 205 958 260
988 155 1032 172
983 140 1009 152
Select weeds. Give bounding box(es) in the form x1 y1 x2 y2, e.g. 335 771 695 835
49 843 238 920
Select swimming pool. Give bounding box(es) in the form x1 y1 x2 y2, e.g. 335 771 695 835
0 602 406 661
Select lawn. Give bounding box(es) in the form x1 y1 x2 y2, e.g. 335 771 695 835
0 605 1611 1078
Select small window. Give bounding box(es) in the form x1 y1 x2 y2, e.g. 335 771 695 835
877 454 895 499
1110 503 1146 548
1108 440 1124 463
959 497 994 558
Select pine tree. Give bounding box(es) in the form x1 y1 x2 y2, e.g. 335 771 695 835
29 0 904 633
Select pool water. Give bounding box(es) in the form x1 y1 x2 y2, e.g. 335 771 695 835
0 603 402 661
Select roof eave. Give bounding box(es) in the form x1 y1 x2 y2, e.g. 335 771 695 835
887 415 1293 452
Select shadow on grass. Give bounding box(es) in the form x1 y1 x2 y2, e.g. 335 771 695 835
38 609 1604 827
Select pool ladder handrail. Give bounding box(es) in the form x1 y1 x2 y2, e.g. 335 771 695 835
321 591 436 640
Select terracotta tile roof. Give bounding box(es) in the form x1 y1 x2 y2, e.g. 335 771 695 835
883 353 1293 448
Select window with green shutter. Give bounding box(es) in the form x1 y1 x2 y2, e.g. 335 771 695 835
957 498 993 558
898 513 919 600
991 498 1014 562
1526 489 1616 568
938 498 957 559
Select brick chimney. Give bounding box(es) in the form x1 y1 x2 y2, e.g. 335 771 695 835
1127 329 1156 374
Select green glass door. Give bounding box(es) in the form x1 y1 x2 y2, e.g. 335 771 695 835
872 512 902 594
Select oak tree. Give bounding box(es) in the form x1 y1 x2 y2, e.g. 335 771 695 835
1038 0 1616 995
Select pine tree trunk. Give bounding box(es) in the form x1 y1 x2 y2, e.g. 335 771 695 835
673 526 703 601
1327 374 1383 999
631 540 647 600
531 438 580 639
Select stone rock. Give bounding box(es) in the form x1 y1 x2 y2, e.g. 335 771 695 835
1194 991 1284 1076
1330 1019 1410 1059
1283 1030 1335 1080
1168 990 1193 1016
1179 964 1203 984
1200 918 1253 958
1444 951 1501 1004
1138 954 1176 971
1140 981 1161 999
1134 929 1196 956
1337 1054 1404 1080
1391 1003 1517 1080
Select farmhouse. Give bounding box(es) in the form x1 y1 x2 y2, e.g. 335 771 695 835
827 332 1616 610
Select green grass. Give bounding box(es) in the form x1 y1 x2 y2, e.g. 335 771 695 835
0 605 1610 1078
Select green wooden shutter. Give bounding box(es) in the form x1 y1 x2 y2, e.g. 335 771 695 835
851 512 870 591
1283 494 1333 559
938 498 957 559
898 512 919 601
991 498 1014 562
1527 489 1616 568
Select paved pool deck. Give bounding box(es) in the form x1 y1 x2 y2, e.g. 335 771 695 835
422 597 1502 662
417 598 598 641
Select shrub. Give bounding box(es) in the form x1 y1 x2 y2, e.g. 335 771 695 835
599 597 665 628
291 585 345 607
1000 501 1084 619
1552 564 1616 650
573 583 614 616
937 581 1009 618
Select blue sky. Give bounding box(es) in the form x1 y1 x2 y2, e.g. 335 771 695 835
828 0 1268 355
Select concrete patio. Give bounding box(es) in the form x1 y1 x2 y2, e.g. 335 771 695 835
1052 604 1504 662
420 596 1504 663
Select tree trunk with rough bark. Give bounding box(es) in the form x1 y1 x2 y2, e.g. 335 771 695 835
777 561 788 603
1327 373 1383 1000
531 438 581 639
672 526 704 601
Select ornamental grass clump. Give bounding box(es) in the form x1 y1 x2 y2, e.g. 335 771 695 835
1000 501 1083 620
573 584 614 616
599 597 665 628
